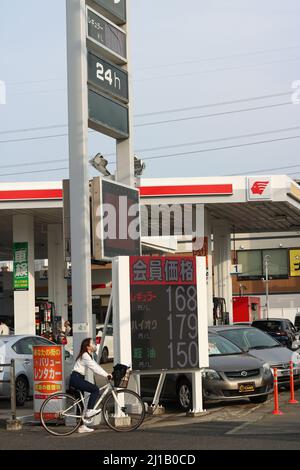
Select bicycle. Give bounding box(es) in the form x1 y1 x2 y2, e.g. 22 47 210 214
40 370 145 436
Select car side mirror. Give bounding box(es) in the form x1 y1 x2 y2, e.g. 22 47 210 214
65 350 71 359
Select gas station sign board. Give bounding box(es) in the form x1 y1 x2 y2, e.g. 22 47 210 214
88 88 129 139
87 6 127 63
90 0 126 24
130 256 201 371
88 51 128 103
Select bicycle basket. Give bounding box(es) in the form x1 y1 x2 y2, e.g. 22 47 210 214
112 363 130 388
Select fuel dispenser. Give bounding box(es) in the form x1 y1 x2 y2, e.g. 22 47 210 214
35 300 57 340
213 297 230 325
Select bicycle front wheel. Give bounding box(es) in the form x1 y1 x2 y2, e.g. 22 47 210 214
40 393 82 436
103 389 145 432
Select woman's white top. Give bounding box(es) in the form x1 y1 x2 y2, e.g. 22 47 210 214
73 352 108 377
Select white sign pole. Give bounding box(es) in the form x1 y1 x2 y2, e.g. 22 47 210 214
112 257 132 367
116 0 135 187
66 0 93 358
189 256 209 415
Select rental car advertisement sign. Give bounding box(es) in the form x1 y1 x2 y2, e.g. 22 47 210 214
33 345 65 420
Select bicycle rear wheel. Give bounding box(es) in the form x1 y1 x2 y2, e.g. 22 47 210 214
40 393 82 436
102 389 145 432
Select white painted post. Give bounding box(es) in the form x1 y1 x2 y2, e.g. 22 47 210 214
112 256 132 367
66 0 93 358
189 257 208 415
213 221 233 323
115 0 134 187
48 224 68 325
13 215 35 335
205 209 214 326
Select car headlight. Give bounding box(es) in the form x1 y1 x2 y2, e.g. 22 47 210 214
202 369 222 380
263 363 271 375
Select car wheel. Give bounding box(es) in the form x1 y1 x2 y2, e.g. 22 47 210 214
100 347 109 364
249 394 268 404
176 379 192 411
16 376 29 406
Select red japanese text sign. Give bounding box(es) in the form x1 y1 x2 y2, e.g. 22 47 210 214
33 345 65 420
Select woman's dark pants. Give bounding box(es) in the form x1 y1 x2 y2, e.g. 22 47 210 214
69 371 100 409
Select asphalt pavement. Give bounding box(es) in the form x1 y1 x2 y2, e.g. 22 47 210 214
1 389 300 450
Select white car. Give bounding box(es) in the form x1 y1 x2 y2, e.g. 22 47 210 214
96 324 113 363
0 335 73 406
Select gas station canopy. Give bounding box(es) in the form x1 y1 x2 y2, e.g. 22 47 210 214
0 175 299 261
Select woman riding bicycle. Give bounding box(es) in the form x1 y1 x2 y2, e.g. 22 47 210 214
69 337 112 434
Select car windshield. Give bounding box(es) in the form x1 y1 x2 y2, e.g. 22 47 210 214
219 327 281 350
208 334 243 356
252 321 282 333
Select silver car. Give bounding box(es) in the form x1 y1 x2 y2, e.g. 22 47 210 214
0 335 72 406
209 325 300 388
141 333 273 410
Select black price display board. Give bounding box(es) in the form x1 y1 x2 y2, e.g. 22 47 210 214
92 0 126 25
130 256 199 371
87 7 127 62
88 51 128 103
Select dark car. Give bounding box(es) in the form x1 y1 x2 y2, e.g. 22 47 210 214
209 325 300 389
295 314 300 332
252 319 299 350
140 333 273 411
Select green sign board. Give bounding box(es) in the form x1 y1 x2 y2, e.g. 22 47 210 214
91 0 126 25
87 7 127 63
88 88 129 139
13 242 29 291
88 51 128 103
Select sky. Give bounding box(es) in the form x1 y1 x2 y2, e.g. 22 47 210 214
0 0 299 182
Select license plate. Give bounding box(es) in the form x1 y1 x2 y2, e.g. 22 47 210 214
238 382 255 393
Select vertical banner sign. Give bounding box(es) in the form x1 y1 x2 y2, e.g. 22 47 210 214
33 345 65 420
130 256 199 371
13 242 29 291
289 249 300 277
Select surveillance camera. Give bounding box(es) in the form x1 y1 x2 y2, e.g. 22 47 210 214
89 153 111 176
134 156 146 176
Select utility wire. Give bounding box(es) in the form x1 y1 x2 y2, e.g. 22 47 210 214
133 126 300 154
0 90 294 136
0 167 69 178
0 125 299 165
0 159 67 170
229 163 300 176
135 102 293 128
116 135 300 163
0 135 300 178
0 102 295 144
137 45 300 71
135 56 300 83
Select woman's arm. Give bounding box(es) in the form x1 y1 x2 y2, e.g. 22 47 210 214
81 352 109 377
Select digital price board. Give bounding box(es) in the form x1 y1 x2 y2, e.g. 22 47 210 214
87 6 127 63
89 0 126 25
130 256 200 371
91 178 141 260
88 51 128 103
88 88 129 139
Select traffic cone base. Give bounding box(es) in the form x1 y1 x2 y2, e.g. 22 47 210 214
272 409 283 415
288 399 298 404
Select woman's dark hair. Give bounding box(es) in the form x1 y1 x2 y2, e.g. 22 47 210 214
76 337 92 361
